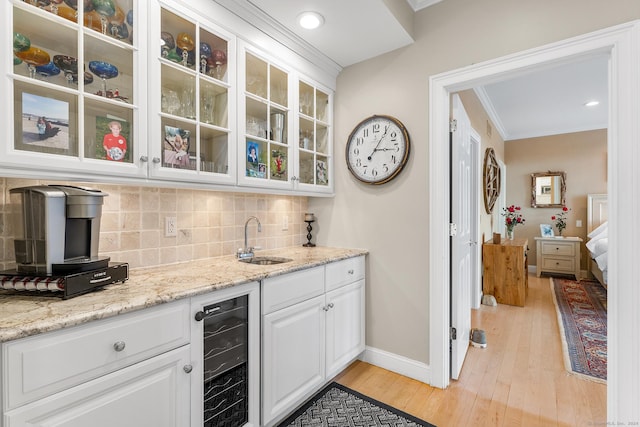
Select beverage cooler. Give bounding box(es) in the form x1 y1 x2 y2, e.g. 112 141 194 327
191 283 259 427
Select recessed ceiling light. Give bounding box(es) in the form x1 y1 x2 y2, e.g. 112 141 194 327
584 100 600 107
298 11 324 30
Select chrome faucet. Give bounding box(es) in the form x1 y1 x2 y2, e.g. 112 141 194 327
238 216 262 259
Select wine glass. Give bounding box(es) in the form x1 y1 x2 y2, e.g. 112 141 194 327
15 47 50 79
91 0 116 35
13 32 30 53
208 49 226 80
53 55 78 85
35 61 61 81
199 42 212 74
176 32 194 67
88 60 118 96
160 31 175 58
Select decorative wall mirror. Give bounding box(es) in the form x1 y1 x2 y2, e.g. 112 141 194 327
531 171 566 208
483 148 501 213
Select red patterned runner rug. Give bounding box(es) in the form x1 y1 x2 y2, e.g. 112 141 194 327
550 277 607 383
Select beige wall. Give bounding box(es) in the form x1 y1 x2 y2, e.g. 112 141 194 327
505 130 607 270
0 178 308 271
309 0 638 365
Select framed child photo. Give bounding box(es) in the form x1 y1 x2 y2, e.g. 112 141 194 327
540 224 554 237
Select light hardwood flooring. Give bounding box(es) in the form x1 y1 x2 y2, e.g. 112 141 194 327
333 273 607 426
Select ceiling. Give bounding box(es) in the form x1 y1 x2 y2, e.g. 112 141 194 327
238 0 609 140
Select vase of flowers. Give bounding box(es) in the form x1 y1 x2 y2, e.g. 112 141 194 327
551 206 570 236
502 205 525 240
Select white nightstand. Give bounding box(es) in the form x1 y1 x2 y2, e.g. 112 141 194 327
535 236 582 280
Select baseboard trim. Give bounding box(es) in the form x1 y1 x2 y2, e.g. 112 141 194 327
359 346 431 384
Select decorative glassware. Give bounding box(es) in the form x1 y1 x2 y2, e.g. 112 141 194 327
13 32 31 53
176 32 194 67
160 31 175 57
15 47 50 78
53 55 78 85
208 49 226 80
92 0 116 34
35 61 61 80
199 42 212 74
88 60 118 96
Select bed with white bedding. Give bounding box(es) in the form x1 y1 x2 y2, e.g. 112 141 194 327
587 194 608 286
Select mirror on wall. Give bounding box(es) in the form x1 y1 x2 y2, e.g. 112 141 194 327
531 171 566 208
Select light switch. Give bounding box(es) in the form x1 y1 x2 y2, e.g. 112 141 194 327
576 220 583 227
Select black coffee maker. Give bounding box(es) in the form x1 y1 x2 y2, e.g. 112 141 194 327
11 185 110 275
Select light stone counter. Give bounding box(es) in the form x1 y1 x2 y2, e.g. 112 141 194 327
0 246 367 343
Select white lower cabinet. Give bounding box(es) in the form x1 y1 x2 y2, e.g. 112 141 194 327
261 256 366 426
4 346 191 427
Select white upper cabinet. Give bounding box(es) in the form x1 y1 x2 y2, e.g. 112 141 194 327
147 0 236 185
2 0 334 194
3 0 147 178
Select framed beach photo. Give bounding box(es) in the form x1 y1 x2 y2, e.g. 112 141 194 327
14 84 77 156
540 224 554 237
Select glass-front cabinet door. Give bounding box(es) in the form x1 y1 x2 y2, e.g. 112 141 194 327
238 44 293 190
296 79 333 193
5 0 145 177
148 1 236 185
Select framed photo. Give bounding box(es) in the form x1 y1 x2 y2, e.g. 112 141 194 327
96 116 130 162
316 159 328 185
163 125 194 170
17 91 74 155
270 149 287 181
540 224 554 237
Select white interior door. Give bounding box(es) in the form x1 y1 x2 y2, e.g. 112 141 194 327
450 94 472 380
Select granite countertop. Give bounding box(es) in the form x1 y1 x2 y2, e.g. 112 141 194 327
0 246 367 343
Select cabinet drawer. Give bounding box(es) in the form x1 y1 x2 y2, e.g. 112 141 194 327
3 300 190 410
541 257 575 272
541 242 575 256
326 256 365 292
262 267 325 314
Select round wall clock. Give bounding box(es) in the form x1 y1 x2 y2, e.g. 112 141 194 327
345 115 410 185
483 147 501 213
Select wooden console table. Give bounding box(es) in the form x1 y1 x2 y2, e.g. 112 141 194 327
534 236 582 280
482 238 529 307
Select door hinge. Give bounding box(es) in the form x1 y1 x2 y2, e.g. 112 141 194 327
449 119 457 132
449 223 458 236
450 327 457 340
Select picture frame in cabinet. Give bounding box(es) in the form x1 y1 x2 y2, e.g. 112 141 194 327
16 90 75 156
316 159 328 185
246 140 266 178
96 116 130 162
163 125 194 169
270 149 287 181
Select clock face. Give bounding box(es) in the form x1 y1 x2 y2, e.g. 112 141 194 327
346 115 410 185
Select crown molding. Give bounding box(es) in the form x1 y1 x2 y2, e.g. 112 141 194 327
405 0 443 12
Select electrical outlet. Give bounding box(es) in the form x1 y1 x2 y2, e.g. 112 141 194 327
165 216 177 237
576 220 583 227
282 215 289 231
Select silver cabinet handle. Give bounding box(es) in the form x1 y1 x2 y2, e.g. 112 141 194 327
328 303 334 309
140 155 148 162
183 364 193 374
113 341 126 352
323 305 329 311
347 269 354 275
152 157 161 164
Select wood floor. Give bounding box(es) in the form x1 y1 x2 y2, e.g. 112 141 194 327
333 273 607 426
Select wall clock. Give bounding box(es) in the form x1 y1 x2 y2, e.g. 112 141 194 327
483 147 501 213
345 115 410 185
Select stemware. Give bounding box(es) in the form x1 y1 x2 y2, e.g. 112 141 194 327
208 49 226 80
88 60 118 96
53 54 78 84
199 42 212 74
15 47 50 78
91 0 116 34
160 31 175 57
35 61 61 80
13 32 31 53
176 32 195 67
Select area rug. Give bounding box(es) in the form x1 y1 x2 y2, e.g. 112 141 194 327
277 382 436 427
550 277 607 383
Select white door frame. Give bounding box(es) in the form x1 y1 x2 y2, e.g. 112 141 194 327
469 128 482 309
428 21 640 421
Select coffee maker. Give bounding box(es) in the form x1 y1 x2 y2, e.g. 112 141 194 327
11 185 110 275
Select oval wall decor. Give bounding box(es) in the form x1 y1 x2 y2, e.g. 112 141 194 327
483 147 501 214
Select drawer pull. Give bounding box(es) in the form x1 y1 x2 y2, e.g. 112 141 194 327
113 341 126 352
348 269 354 275
183 364 193 374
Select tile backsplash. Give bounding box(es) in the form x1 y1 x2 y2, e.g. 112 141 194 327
0 178 309 271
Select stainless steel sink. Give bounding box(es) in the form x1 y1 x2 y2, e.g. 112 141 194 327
239 256 292 265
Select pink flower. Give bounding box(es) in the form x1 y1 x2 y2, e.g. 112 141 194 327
562 206 568 212
551 215 556 220
508 206 515 213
